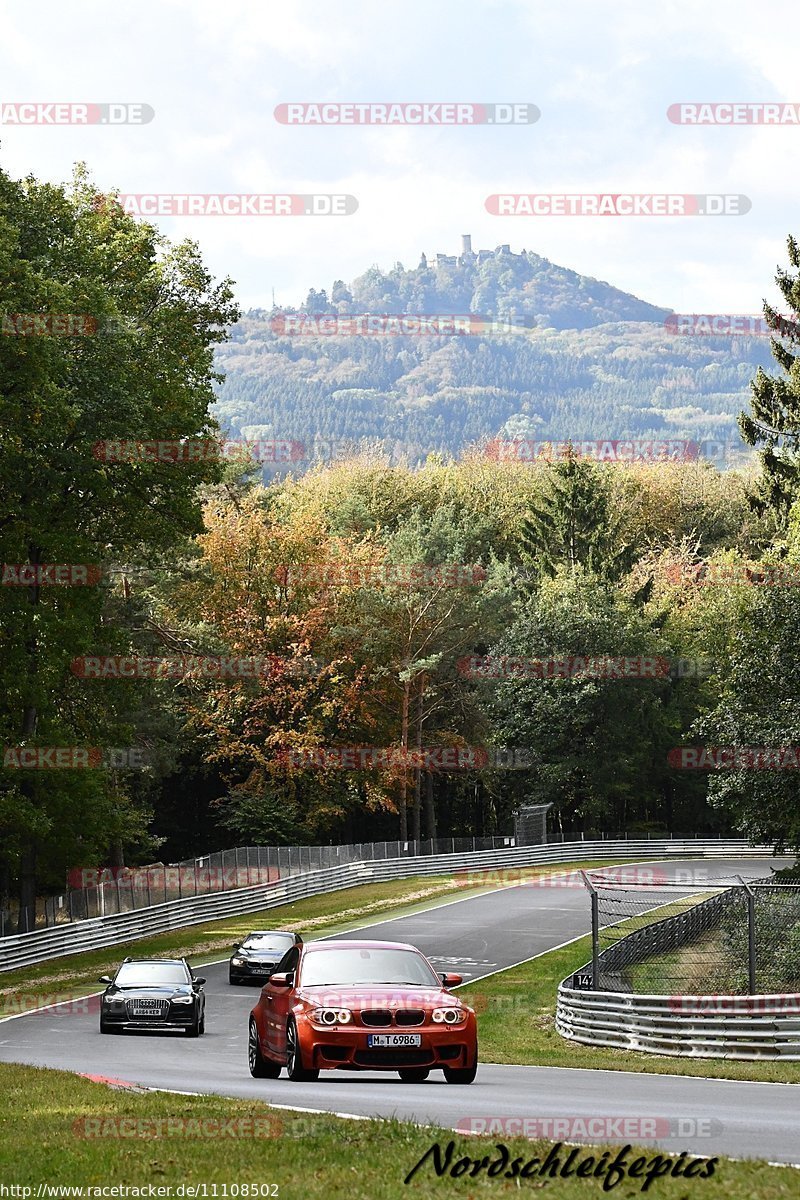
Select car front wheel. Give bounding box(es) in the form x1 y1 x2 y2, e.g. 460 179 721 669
248 1019 281 1078
285 1017 319 1082
443 1064 477 1084
398 1068 429 1082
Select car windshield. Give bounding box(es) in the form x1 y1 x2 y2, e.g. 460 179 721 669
299 947 440 988
115 963 189 987
241 935 294 952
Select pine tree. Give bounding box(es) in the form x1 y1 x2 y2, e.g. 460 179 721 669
740 234 800 523
519 451 635 581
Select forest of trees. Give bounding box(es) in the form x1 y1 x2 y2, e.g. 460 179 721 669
3 169 800 930
214 245 774 471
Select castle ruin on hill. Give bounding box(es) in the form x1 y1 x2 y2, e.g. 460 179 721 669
419 234 517 271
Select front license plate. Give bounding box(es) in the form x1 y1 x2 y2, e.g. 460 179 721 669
367 1033 421 1047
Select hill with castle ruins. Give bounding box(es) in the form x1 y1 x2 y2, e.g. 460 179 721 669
213 237 772 470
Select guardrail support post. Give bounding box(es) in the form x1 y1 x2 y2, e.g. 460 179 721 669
737 875 757 994
580 870 600 990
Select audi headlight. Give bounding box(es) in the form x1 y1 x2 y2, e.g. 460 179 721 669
432 1007 466 1024
104 997 123 1008
172 996 194 1005
310 1008 352 1025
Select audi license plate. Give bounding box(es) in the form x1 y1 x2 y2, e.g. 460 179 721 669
367 1033 421 1047
131 1003 164 1017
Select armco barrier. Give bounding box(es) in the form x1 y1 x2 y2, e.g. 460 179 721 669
556 983 800 1060
0 839 776 974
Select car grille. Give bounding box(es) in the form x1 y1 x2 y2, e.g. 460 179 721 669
246 961 275 973
360 1009 425 1027
395 1009 425 1026
360 1010 392 1027
126 999 169 1019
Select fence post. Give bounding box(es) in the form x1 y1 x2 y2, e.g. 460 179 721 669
580 871 600 990
737 876 757 994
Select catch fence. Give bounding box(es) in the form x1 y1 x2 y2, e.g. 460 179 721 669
581 870 800 995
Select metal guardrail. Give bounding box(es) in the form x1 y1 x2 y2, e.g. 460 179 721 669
39 831 736 932
556 983 800 1060
0 838 776 974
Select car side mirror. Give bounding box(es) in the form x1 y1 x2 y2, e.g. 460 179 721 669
193 977 207 987
441 972 463 988
268 972 292 988
98 975 113 985
232 943 240 950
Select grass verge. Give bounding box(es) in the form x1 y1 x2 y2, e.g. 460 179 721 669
0 1061 797 1197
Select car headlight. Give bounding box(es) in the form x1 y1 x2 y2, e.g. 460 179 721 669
171 996 194 1005
104 997 124 1008
231 958 244 966
310 1008 352 1025
432 1007 466 1024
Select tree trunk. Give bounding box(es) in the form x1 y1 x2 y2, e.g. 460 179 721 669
398 679 410 840
411 674 424 846
424 772 437 844
17 546 42 933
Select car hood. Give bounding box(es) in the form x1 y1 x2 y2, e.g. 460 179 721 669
107 985 195 999
234 949 282 959
295 985 467 1009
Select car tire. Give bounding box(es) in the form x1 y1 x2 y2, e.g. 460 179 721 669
443 1064 478 1084
398 1068 429 1082
199 1011 206 1035
285 1016 319 1082
187 1010 202 1038
249 1019 281 1078
229 972 240 985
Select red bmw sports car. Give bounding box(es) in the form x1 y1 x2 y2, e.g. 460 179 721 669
248 939 478 1083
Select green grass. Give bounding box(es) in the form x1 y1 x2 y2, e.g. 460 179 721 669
460 935 800 1083
0 1061 797 1197
0 860 620 1002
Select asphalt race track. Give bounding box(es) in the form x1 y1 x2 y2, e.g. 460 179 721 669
2 857 799 1165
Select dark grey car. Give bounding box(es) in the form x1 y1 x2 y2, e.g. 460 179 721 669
228 930 301 985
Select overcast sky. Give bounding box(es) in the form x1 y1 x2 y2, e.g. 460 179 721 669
1 0 798 314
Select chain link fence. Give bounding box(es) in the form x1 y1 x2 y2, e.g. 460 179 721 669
583 869 800 995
